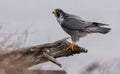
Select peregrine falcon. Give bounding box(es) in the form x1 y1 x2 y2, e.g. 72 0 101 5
52 9 111 51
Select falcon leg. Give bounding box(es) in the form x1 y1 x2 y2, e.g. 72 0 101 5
66 42 75 51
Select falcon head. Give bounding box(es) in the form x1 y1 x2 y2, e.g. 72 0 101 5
52 9 64 18
52 9 69 24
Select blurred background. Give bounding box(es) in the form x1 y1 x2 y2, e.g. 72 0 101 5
0 0 119 74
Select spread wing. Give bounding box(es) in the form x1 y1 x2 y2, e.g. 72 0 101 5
61 17 91 30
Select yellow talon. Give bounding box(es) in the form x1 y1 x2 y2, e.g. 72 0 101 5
66 43 75 51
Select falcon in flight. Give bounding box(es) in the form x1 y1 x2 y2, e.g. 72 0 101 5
52 9 111 51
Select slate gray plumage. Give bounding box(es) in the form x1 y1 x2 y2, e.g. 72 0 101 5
52 9 111 43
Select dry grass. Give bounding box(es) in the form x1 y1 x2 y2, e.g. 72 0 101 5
0 29 28 52
0 28 43 74
0 28 67 74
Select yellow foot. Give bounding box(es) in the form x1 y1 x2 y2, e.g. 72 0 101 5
66 43 75 51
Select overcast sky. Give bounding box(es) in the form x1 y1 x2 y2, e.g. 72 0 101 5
0 0 119 74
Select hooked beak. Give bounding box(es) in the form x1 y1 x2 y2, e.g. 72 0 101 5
52 9 57 14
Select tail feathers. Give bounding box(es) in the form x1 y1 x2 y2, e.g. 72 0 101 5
86 27 111 34
91 22 109 27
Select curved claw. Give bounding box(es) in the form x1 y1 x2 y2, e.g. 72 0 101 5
66 43 75 51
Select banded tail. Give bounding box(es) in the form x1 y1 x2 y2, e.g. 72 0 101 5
85 22 111 34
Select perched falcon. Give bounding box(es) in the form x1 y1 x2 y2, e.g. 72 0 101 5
52 8 111 51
